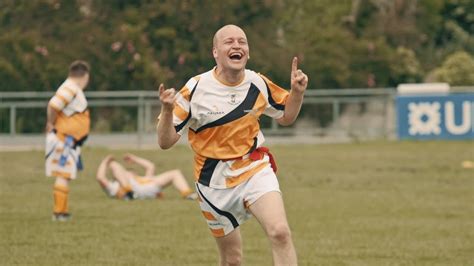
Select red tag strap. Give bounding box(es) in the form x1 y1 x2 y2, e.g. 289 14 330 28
249 147 277 173
222 147 278 173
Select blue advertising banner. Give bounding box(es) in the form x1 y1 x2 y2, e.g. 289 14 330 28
396 93 474 140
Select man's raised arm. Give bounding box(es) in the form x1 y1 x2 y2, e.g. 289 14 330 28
277 57 309 126
156 83 181 149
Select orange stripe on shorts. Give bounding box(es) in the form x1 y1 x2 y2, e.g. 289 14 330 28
210 228 225 237
51 170 71 179
202 211 216 221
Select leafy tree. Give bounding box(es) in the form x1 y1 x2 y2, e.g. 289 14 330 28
428 51 474 85
389 46 422 84
0 0 473 133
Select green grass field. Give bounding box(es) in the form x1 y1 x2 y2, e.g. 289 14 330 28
1 141 473 265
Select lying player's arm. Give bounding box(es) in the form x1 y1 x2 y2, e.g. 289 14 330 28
157 83 180 149
124 153 155 177
96 155 114 188
277 57 308 126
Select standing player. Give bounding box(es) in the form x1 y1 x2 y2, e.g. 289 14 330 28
96 153 197 200
157 25 308 265
45 60 90 222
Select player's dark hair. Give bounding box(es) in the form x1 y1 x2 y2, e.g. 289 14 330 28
68 60 90 77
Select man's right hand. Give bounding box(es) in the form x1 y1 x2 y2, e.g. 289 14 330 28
158 83 176 112
157 83 181 149
45 122 54 133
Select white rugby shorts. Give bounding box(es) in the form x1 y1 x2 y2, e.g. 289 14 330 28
103 180 121 198
196 164 280 237
103 178 162 200
129 177 162 199
45 132 81 179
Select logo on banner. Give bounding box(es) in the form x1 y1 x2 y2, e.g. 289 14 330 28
397 94 473 139
408 102 441 135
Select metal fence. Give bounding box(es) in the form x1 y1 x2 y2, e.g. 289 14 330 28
0 88 396 140
0 88 401 138
2 87 473 149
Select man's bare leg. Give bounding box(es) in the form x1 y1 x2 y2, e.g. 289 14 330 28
249 191 297 265
215 228 243 266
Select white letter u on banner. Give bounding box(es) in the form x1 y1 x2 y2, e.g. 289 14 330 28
445 101 471 135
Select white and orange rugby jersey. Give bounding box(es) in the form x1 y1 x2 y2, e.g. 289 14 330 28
48 78 90 141
173 68 289 189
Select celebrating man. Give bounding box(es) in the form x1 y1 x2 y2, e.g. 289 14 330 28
157 25 308 265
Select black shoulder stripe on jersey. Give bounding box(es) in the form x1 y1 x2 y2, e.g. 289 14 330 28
189 79 198 100
198 158 220 187
197 184 239 228
174 80 199 132
174 111 191 133
262 78 285 111
195 83 260 133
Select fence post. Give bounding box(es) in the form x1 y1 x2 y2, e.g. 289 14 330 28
137 93 144 148
144 101 151 133
10 105 16 136
332 99 340 124
271 118 278 133
385 93 395 139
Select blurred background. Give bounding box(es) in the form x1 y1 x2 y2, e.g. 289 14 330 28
0 2 473 265
0 0 473 147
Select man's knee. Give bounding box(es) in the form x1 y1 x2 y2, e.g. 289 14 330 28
267 223 292 245
219 243 242 266
221 251 242 266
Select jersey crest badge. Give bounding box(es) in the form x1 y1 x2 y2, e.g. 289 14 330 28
228 93 240 105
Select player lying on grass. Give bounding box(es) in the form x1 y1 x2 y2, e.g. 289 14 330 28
96 154 197 200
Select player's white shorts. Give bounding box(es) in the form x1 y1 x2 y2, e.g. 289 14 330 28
129 177 162 199
196 164 280 237
103 177 162 200
103 181 121 198
45 132 81 180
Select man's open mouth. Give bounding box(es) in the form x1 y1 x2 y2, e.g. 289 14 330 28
229 53 243 61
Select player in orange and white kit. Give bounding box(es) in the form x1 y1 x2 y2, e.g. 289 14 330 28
157 25 308 265
95 154 197 201
45 60 90 222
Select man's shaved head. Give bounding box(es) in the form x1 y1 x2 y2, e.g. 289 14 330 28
213 24 247 48
212 24 249 76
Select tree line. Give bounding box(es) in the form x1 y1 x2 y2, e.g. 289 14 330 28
0 0 473 133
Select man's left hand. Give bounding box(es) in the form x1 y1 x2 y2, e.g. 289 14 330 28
290 57 308 94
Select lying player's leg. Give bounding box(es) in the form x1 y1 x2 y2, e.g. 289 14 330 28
108 160 133 190
107 158 135 199
154 169 197 199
